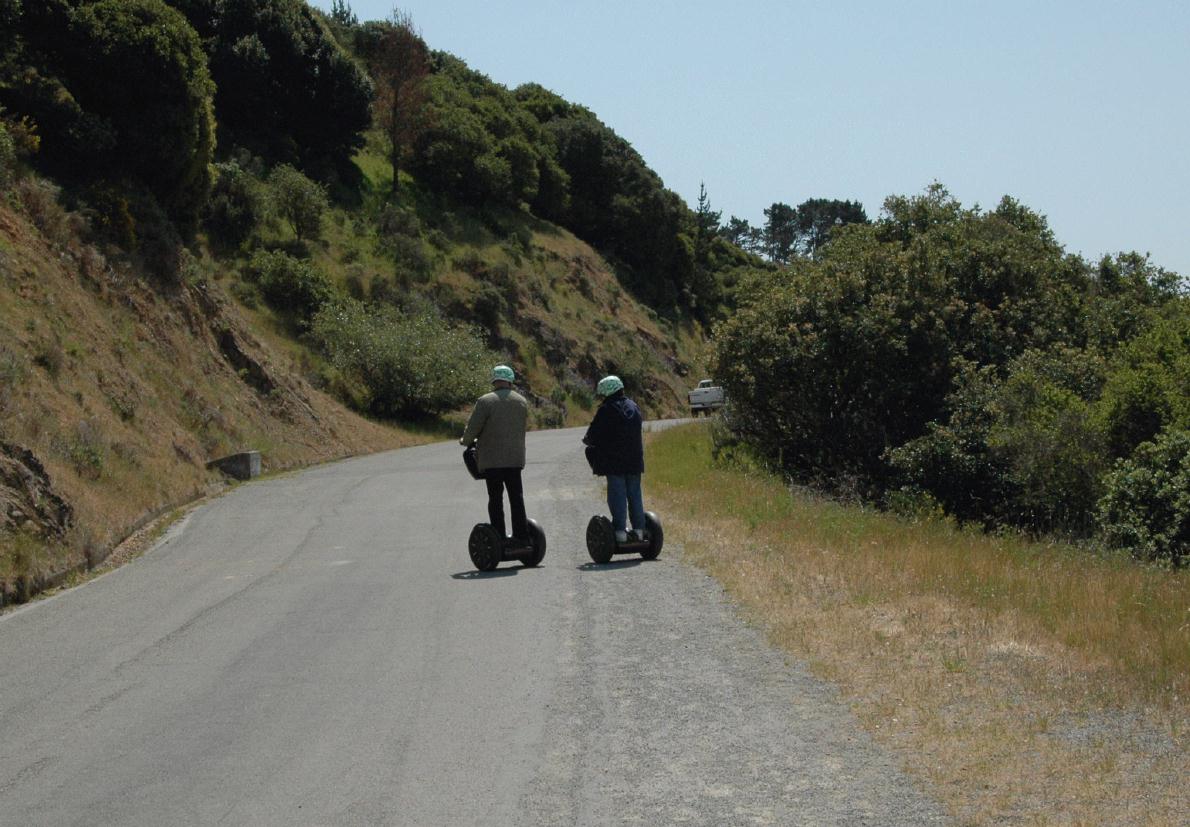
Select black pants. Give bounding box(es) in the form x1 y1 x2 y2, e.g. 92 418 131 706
484 467 527 540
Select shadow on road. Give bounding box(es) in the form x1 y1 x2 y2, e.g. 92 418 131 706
576 559 652 572
450 568 526 580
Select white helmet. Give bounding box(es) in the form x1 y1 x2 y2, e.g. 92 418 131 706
596 375 624 397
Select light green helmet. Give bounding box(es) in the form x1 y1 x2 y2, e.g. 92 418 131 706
596 375 624 397
491 364 515 383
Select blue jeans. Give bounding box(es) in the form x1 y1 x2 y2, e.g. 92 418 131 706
606 474 645 532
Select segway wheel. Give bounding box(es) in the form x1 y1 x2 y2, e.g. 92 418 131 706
468 523 503 572
522 518 547 567
586 515 615 564
640 511 663 560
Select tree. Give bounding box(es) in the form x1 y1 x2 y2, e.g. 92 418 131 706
762 202 797 263
330 0 357 26
720 215 764 255
694 182 721 242
172 0 372 172
715 186 1095 489
793 198 868 256
30 0 216 234
0 0 21 69
367 10 429 198
687 182 724 319
693 182 721 275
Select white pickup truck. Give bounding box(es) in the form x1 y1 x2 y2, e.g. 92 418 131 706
687 379 725 416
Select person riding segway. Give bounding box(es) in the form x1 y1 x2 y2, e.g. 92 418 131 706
582 375 663 563
460 365 545 570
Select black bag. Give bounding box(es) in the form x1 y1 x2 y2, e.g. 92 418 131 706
584 444 607 476
463 444 484 480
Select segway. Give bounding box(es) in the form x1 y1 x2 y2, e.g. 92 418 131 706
468 518 547 572
585 511 663 564
462 444 547 571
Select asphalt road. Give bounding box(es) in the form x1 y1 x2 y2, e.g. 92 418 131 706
0 426 946 825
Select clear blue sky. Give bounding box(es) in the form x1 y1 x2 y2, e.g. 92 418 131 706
313 0 1190 277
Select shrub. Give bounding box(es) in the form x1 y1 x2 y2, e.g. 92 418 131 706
889 348 1110 534
205 160 266 249
0 120 14 190
126 190 186 283
267 164 327 240
567 382 595 411
535 402 566 429
311 298 494 419
83 184 137 249
14 178 79 246
452 249 486 276
1095 305 1190 457
714 249 953 486
245 250 335 320
886 362 1009 525
377 202 421 239
65 419 106 480
229 279 261 309
469 283 506 340
343 266 367 300
388 235 434 284
986 352 1109 535
1098 428 1190 565
33 337 65 379
0 346 27 417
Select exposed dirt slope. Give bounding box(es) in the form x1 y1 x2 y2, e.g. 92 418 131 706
0 200 407 599
419 223 705 423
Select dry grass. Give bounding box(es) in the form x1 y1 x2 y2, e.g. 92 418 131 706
648 423 1189 826
0 200 413 595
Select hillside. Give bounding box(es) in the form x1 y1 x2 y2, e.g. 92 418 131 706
0 189 416 600
281 139 708 423
0 0 730 604
0 155 709 604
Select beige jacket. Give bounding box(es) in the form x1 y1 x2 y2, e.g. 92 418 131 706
460 388 528 471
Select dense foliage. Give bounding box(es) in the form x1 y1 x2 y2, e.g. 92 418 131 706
2 1 750 319
384 52 745 319
170 0 372 174
716 185 1188 562
1098 428 1190 564
0 120 14 189
1 0 215 234
721 198 869 262
517 83 739 315
244 249 334 322
311 299 494 419
266 163 328 241
204 158 267 249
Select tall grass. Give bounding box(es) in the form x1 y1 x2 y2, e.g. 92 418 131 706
649 423 1190 700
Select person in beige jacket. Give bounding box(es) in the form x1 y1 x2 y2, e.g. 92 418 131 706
460 365 530 545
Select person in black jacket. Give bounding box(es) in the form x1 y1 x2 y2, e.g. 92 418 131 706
582 375 646 543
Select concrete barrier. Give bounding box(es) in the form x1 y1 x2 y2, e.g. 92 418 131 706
206 451 261 481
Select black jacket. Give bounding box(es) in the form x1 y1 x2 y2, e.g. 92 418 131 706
582 392 644 476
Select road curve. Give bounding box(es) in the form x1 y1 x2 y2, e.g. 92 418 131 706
0 426 946 825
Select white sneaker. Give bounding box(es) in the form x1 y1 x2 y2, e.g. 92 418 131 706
630 529 646 542
615 530 628 543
